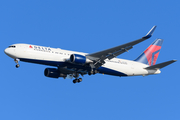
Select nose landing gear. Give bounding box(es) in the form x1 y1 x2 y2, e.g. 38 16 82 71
14 59 20 68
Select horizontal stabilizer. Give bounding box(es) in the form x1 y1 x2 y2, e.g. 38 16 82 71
144 60 177 70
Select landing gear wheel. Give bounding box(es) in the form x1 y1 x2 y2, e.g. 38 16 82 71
88 70 98 75
88 72 91 75
78 78 82 83
88 71 93 75
73 78 83 83
93 70 98 75
73 79 79 83
16 64 20 68
14 59 20 68
73 79 76 83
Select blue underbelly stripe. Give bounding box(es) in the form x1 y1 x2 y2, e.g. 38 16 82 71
19 58 127 76
98 67 127 76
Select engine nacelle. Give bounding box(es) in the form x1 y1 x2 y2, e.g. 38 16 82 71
44 68 67 78
70 54 92 64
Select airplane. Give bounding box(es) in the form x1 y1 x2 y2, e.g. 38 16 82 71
4 26 177 83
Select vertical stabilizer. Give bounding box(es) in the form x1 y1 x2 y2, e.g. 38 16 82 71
134 39 163 66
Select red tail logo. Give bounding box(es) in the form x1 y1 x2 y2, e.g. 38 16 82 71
134 39 163 66
144 45 161 66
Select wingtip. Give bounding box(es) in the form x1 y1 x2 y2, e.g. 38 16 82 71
144 25 157 38
172 59 177 62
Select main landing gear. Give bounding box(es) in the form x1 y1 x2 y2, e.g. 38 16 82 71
72 73 83 84
73 78 82 83
88 70 98 75
14 58 20 68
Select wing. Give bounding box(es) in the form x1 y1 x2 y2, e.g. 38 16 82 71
86 26 157 68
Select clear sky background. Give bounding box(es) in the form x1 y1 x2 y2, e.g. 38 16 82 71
0 0 180 120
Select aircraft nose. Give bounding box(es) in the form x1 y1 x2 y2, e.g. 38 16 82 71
4 48 15 58
4 48 8 55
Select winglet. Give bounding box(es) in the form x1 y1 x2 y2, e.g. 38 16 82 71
144 60 177 70
143 26 157 38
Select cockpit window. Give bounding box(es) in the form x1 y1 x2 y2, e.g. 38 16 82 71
8 46 16 48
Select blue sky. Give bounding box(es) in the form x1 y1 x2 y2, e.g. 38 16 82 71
1 0 180 120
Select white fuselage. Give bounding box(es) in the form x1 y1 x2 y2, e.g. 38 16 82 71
4 44 161 77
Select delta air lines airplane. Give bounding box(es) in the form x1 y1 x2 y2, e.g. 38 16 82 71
4 26 177 83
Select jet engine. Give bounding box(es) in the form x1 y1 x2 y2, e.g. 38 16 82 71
70 54 92 64
44 68 67 78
